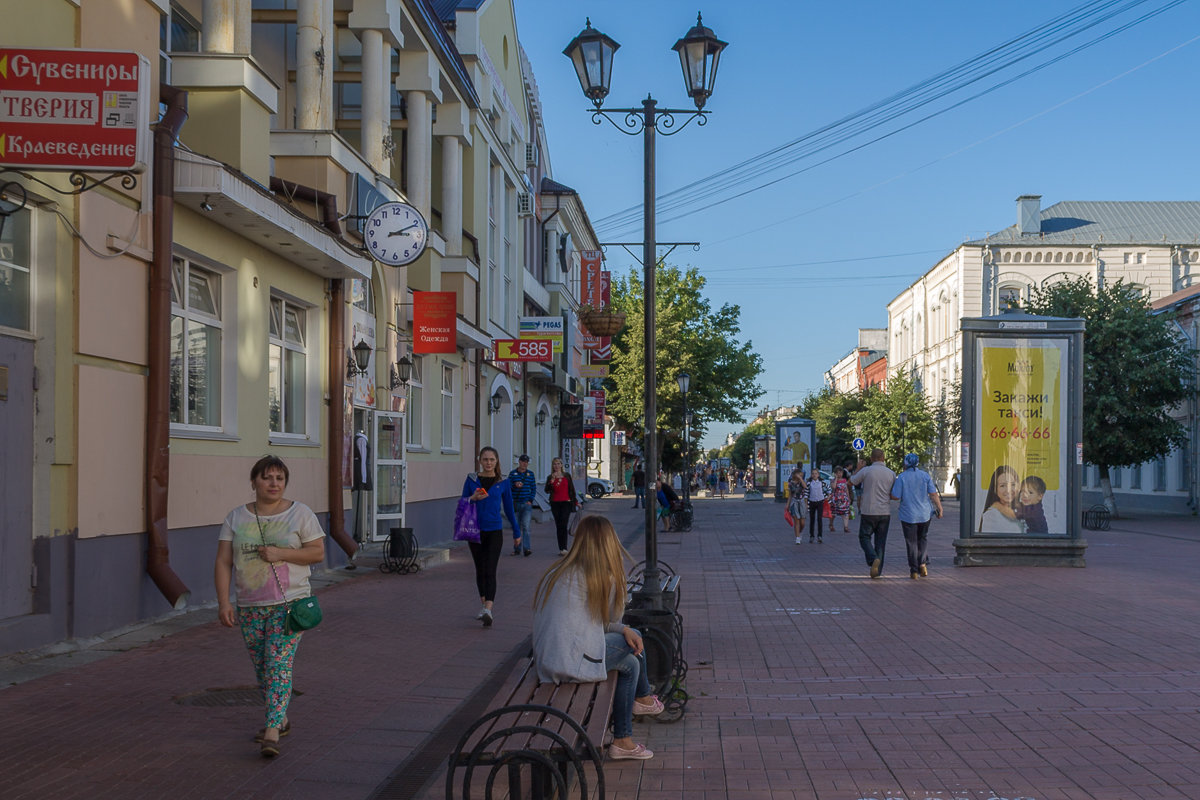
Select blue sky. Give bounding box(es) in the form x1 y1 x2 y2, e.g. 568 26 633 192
512 0 1200 449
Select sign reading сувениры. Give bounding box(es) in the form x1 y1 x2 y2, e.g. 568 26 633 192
0 48 150 172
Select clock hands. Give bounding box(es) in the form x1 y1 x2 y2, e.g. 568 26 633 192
388 222 422 237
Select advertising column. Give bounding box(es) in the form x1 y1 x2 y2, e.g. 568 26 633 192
956 310 1086 566
774 418 815 502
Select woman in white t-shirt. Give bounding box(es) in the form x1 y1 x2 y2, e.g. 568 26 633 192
214 455 326 757
807 467 827 543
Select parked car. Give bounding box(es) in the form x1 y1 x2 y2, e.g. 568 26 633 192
580 477 613 499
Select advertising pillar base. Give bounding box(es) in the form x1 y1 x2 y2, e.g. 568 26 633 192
953 537 1088 567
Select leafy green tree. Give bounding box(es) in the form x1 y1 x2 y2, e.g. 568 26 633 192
1025 277 1196 517
848 372 936 471
800 388 867 468
607 264 764 464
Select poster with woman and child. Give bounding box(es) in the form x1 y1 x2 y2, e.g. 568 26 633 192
974 337 1069 536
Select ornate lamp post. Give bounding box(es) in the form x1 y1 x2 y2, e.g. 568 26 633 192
565 14 726 609
677 372 691 504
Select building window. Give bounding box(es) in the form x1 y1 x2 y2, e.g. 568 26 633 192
159 2 200 84
1111 467 1121 489
1154 455 1167 491
0 206 31 332
1180 445 1190 492
406 356 424 447
998 284 1022 311
1130 462 1141 489
170 256 222 428
488 164 500 323
268 296 307 435
441 363 457 450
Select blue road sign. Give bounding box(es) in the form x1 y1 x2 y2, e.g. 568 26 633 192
852 437 866 451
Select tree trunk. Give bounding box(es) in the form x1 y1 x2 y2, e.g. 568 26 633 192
1099 465 1120 519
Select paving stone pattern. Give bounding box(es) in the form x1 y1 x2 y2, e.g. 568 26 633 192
1 495 1198 800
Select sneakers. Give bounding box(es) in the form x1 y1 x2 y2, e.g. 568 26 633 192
795 536 802 545
558 549 568 556
869 558 882 579
632 696 665 716
818 537 823 543
919 564 929 577
523 550 532 557
607 742 653 761
480 608 493 627
510 546 521 556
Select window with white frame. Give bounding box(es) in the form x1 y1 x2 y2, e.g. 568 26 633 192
489 164 501 323
504 179 513 330
1154 455 1167 491
268 295 308 435
0 206 32 332
441 362 456 450
998 284 1022 311
1180 445 1190 491
406 355 424 447
170 256 222 428
1131 462 1142 489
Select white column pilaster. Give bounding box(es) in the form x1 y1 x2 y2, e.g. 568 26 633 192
297 0 333 129
202 0 235 53
441 135 462 255
405 90 431 217
361 29 385 171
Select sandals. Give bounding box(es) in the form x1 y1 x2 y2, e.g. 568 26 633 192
253 720 291 743
260 737 281 758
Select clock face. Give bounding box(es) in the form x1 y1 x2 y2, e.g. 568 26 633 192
365 202 429 266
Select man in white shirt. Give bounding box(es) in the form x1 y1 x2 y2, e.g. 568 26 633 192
850 449 896 579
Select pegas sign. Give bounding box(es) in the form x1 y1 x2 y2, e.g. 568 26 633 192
0 49 150 172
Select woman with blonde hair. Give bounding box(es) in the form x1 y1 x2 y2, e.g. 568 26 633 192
532 515 663 761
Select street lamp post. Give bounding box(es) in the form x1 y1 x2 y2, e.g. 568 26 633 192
565 14 726 609
899 411 908 460
677 372 691 504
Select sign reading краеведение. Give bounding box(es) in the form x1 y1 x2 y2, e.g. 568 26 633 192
0 48 150 172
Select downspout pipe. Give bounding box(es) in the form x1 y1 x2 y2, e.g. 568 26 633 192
147 85 190 609
327 278 357 558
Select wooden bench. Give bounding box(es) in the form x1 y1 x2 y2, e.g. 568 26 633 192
446 657 619 800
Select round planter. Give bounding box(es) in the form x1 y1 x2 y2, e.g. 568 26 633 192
579 308 626 337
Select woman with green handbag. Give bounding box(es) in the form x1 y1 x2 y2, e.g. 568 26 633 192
214 455 326 758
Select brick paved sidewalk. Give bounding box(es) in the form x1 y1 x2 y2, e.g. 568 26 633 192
2 493 1198 800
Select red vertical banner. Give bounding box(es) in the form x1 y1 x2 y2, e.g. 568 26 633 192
580 251 603 307
600 270 611 305
413 291 457 353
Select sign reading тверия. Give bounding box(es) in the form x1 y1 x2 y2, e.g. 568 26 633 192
0 48 150 172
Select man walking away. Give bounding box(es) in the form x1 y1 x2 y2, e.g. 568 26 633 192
631 462 646 508
890 453 943 579
850 449 896 579
508 455 536 556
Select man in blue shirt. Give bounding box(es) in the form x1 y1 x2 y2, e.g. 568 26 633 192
890 453 944 579
508 455 537 556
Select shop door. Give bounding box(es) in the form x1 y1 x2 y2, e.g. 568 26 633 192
0 337 34 619
372 410 406 542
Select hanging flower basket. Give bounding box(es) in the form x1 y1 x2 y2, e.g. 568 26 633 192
579 306 626 337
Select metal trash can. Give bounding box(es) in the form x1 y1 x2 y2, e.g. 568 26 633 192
621 607 677 692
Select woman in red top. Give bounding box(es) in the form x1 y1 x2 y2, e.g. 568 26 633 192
545 457 580 555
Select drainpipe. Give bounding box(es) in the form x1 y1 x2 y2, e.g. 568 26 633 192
147 85 191 609
267 176 357 558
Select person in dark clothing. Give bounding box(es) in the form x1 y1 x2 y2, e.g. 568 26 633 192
631 464 646 508
545 457 580 555
507 455 536 556
656 479 680 531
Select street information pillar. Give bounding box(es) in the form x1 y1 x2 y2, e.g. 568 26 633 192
955 308 1087 566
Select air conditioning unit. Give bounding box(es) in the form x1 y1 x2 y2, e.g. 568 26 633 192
525 142 538 168
517 192 534 217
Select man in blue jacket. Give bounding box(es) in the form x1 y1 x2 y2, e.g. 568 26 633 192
508 455 537 556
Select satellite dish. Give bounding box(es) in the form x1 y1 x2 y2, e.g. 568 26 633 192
558 231 574 273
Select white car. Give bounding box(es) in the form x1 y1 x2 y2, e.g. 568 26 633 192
581 477 613 499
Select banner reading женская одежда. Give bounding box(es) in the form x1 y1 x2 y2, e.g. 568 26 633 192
975 338 1068 536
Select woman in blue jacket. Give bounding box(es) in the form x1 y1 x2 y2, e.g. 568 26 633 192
462 446 520 627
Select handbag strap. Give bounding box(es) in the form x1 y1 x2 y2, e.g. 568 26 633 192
253 503 289 601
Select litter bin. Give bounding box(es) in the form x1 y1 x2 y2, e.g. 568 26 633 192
621 607 677 693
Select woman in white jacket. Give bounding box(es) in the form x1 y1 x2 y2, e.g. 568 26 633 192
532 515 664 760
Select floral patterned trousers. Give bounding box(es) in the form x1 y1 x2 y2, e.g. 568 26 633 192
238 604 302 728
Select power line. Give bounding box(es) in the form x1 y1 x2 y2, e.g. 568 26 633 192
594 0 1185 236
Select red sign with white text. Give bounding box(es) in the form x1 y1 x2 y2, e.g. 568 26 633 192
0 49 149 171
413 291 457 353
580 250 603 307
